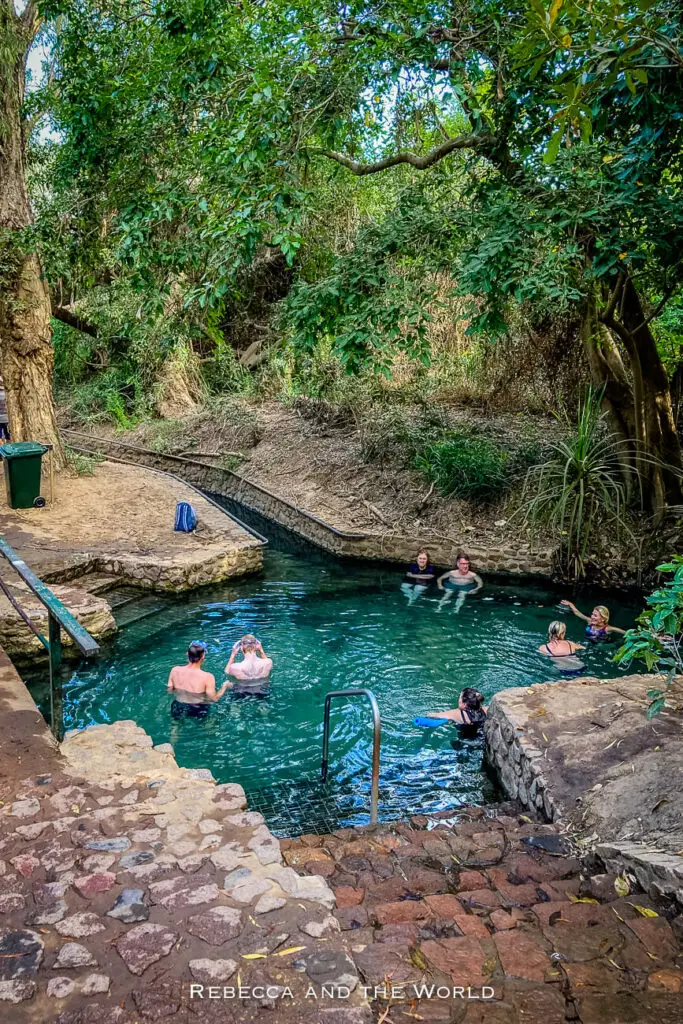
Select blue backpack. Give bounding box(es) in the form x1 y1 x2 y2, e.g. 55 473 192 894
174 501 197 533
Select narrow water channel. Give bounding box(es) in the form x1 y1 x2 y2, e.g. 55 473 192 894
26 500 643 831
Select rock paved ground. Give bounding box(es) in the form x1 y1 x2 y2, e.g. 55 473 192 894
282 809 683 1024
1 720 682 1024
0 722 362 1023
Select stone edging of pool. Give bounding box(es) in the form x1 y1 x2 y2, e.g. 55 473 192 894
485 674 683 908
63 429 555 577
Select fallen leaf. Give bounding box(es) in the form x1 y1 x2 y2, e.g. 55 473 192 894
248 915 262 929
628 904 658 918
607 958 625 971
529 707 548 717
611 907 625 922
410 949 428 970
614 873 630 897
242 953 268 960
276 946 306 957
542 732 549 742
519 815 532 824
71 805 80 814
568 894 598 904
647 951 658 960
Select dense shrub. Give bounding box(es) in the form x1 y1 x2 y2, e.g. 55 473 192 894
413 432 509 502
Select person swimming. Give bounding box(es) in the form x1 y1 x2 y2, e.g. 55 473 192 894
225 634 273 697
437 554 483 612
167 641 229 718
427 687 488 737
402 548 437 604
560 600 625 640
539 621 585 675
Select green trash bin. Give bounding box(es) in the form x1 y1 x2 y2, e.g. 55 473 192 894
0 442 50 509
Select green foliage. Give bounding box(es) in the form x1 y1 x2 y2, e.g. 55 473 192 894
614 557 683 717
414 432 509 503
58 365 146 428
520 389 634 577
65 448 104 476
283 192 445 372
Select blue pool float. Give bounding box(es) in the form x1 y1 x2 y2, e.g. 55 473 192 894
413 716 449 728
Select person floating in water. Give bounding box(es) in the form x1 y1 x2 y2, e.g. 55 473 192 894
401 548 437 604
427 687 488 737
437 553 483 612
225 634 273 697
167 641 229 718
539 621 585 676
560 600 625 639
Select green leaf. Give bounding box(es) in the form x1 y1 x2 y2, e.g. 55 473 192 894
543 126 564 164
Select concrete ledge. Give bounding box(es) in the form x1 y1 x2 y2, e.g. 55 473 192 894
597 840 683 906
0 580 116 657
66 431 555 576
0 645 59 783
485 674 683 908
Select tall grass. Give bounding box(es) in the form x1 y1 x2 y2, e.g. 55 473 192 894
520 389 636 577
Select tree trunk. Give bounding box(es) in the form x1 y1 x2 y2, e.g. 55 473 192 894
584 277 683 516
618 277 683 510
0 5 65 466
580 294 636 492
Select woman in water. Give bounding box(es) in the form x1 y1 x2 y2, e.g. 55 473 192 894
560 600 625 639
427 687 488 737
437 553 483 612
402 548 437 604
539 621 585 675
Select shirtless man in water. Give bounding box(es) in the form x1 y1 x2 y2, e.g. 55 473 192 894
225 634 273 696
167 641 229 718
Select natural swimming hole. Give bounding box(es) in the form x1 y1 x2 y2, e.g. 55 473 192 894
27 529 642 832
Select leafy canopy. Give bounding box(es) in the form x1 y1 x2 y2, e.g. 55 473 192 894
36 0 683 369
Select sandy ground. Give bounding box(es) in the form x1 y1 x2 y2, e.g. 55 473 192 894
78 400 556 552
0 458 258 578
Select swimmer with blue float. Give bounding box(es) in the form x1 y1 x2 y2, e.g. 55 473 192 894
437 553 483 612
415 687 488 735
560 600 625 639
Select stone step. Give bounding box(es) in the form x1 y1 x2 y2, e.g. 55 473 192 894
106 587 148 610
70 573 120 596
113 598 168 629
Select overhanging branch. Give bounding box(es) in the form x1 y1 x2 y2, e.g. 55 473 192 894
51 304 99 339
317 133 490 175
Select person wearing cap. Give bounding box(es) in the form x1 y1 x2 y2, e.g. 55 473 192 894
167 641 229 718
225 634 273 696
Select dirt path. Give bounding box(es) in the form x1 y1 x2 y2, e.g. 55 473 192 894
73 401 556 561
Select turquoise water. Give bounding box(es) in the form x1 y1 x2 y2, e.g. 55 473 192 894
27 533 642 824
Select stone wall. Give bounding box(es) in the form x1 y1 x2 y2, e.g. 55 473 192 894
95 543 263 593
484 693 558 822
66 432 555 576
0 582 116 657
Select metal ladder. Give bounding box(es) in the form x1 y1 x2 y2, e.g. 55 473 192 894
320 687 381 825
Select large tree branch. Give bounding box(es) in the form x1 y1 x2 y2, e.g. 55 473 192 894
20 1 38 33
318 132 490 175
51 304 99 339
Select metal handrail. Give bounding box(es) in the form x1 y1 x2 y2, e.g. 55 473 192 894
321 687 381 825
0 535 99 740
